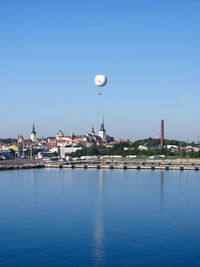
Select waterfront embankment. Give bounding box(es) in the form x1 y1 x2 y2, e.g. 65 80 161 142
1 158 200 171
45 158 200 171
0 159 44 170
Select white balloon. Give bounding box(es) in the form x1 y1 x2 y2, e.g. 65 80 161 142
94 75 107 87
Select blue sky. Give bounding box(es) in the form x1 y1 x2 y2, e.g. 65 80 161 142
0 0 200 141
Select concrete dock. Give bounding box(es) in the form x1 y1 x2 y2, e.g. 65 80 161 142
1 159 200 171
0 159 44 170
44 160 200 171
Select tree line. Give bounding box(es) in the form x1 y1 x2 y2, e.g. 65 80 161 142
67 138 200 158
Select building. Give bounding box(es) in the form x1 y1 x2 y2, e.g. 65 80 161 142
138 145 148 151
30 124 37 142
91 126 95 136
99 114 106 142
120 139 131 143
47 137 57 145
73 136 87 143
106 135 114 143
167 145 178 150
18 135 24 144
138 144 160 151
56 130 64 140
60 146 82 157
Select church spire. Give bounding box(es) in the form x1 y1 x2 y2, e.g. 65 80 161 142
100 113 105 131
91 125 95 135
99 113 106 142
32 123 36 134
31 123 37 142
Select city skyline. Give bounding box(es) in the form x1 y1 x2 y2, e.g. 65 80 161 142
0 1 200 141
2 116 199 143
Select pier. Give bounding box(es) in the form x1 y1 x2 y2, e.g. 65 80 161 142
44 159 200 171
1 159 200 171
0 159 44 171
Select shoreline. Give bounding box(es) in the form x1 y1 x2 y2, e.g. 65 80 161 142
1 158 200 171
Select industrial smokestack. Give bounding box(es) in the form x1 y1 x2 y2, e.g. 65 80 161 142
160 120 164 149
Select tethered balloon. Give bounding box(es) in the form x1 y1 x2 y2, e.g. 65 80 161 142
94 75 107 87
94 75 107 95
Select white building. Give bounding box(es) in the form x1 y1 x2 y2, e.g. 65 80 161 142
56 130 64 140
167 145 178 149
138 145 148 151
49 147 60 154
18 135 24 144
60 146 82 157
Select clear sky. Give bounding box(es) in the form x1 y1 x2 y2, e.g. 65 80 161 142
0 0 200 141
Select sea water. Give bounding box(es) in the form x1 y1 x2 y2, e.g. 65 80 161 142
0 169 200 266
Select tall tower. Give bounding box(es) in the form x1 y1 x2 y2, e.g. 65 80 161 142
31 124 37 142
91 126 95 136
160 119 164 149
99 114 106 142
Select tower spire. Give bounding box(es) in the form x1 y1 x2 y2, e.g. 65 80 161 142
31 123 37 142
31 123 36 134
99 113 106 142
102 113 104 125
100 113 105 131
92 125 95 135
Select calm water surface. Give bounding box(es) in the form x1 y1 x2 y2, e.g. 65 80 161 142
0 169 200 266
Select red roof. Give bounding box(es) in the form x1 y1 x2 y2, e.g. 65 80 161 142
119 139 131 143
46 143 56 148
